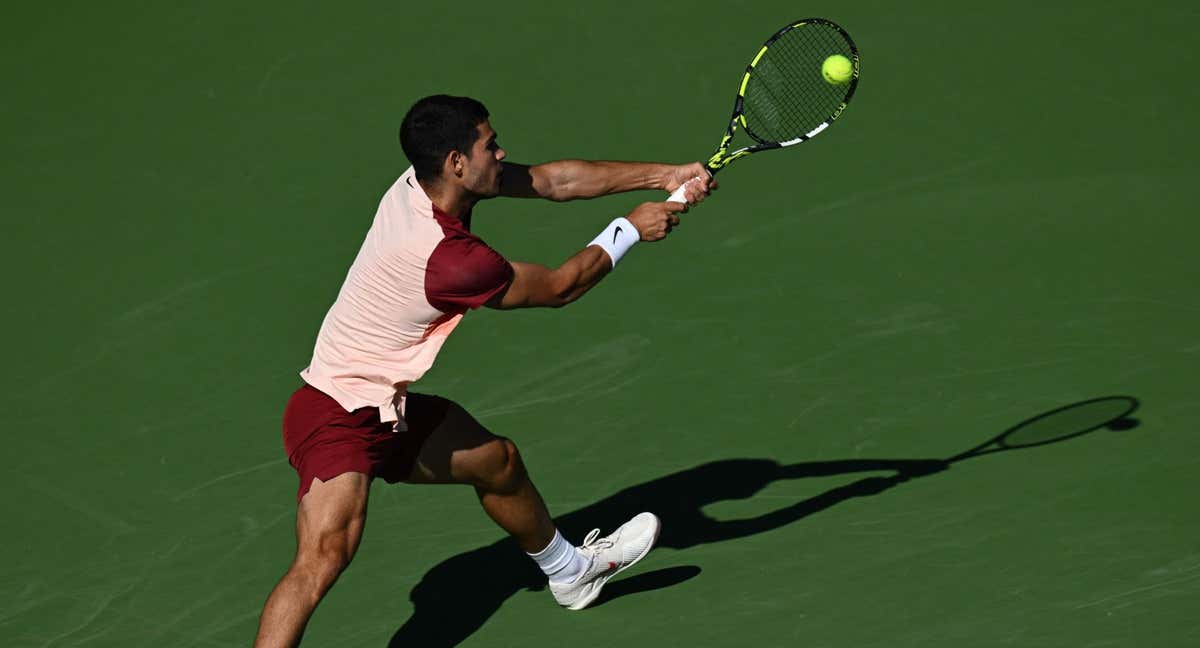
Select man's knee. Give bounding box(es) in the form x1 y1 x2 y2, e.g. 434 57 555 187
476 437 526 493
293 538 354 595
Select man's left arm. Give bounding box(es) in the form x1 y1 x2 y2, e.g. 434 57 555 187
500 160 717 204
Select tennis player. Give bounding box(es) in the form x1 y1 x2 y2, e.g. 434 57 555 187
253 95 715 647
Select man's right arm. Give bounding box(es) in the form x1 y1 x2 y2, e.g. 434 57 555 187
486 200 686 310
500 160 716 204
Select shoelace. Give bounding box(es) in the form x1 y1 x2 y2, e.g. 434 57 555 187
578 528 614 556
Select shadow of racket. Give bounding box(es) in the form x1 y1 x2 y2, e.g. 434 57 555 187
886 395 1141 483
945 395 1140 464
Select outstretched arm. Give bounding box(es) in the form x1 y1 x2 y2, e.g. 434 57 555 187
500 160 716 203
486 201 685 309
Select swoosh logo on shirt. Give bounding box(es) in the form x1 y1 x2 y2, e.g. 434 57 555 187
613 226 623 244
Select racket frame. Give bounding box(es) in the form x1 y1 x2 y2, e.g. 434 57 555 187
704 17 861 175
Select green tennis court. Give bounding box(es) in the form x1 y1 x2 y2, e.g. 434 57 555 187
4 1 1198 646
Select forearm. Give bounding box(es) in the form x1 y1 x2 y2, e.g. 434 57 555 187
553 245 615 305
491 247 613 309
538 160 673 201
488 208 674 311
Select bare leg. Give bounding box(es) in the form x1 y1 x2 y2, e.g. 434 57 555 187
254 472 369 648
404 394 556 553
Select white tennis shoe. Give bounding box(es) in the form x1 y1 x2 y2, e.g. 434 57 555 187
550 512 662 611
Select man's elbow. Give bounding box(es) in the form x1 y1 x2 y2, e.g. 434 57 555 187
545 182 575 202
547 273 584 307
548 287 578 308
528 163 571 202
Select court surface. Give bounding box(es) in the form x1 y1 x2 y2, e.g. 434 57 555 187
3 1 1198 646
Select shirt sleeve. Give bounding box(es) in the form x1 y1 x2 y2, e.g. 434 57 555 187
424 235 514 313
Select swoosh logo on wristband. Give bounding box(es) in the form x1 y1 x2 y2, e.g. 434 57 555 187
613 226 623 244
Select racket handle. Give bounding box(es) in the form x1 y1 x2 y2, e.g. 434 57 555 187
665 169 714 204
666 181 694 204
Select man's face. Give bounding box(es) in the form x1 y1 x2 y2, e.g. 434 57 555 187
460 120 506 197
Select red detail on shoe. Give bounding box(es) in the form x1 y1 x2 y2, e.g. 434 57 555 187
608 562 618 571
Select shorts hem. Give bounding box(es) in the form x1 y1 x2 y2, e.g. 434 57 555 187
297 462 374 503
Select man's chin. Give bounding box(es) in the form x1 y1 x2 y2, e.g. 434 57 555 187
467 181 502 199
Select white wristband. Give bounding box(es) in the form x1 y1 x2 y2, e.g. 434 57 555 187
588 217 638 267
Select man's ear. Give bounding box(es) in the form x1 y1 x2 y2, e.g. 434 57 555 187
447 150 464 178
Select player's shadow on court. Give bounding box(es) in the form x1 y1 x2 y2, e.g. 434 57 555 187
387 396 1139 647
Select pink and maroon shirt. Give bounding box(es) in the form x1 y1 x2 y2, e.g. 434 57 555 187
300 166 513 426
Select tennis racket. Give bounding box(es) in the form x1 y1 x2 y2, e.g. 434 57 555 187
667 18 860 203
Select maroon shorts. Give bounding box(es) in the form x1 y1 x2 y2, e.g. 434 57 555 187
282 384 434 502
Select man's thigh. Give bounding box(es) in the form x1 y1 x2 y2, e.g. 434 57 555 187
295 471 370 559
402 393 505 486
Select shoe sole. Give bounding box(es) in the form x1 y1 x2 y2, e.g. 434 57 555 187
566 513 662 611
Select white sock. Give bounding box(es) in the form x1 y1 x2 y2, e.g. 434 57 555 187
528 529 589 584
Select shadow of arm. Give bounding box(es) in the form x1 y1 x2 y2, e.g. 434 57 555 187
776 459 948 480
691 475 910 543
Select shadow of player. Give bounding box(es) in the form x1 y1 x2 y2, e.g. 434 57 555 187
388 396 1138 647
387 457 944 647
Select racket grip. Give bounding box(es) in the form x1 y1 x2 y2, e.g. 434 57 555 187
666 181 694 204
666 174 710 204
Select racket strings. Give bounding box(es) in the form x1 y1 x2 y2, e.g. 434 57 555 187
742 24 854 143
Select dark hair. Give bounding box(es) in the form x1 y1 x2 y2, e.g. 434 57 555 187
399 95 490 182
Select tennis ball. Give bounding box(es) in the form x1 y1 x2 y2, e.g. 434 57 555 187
821 54 853 85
